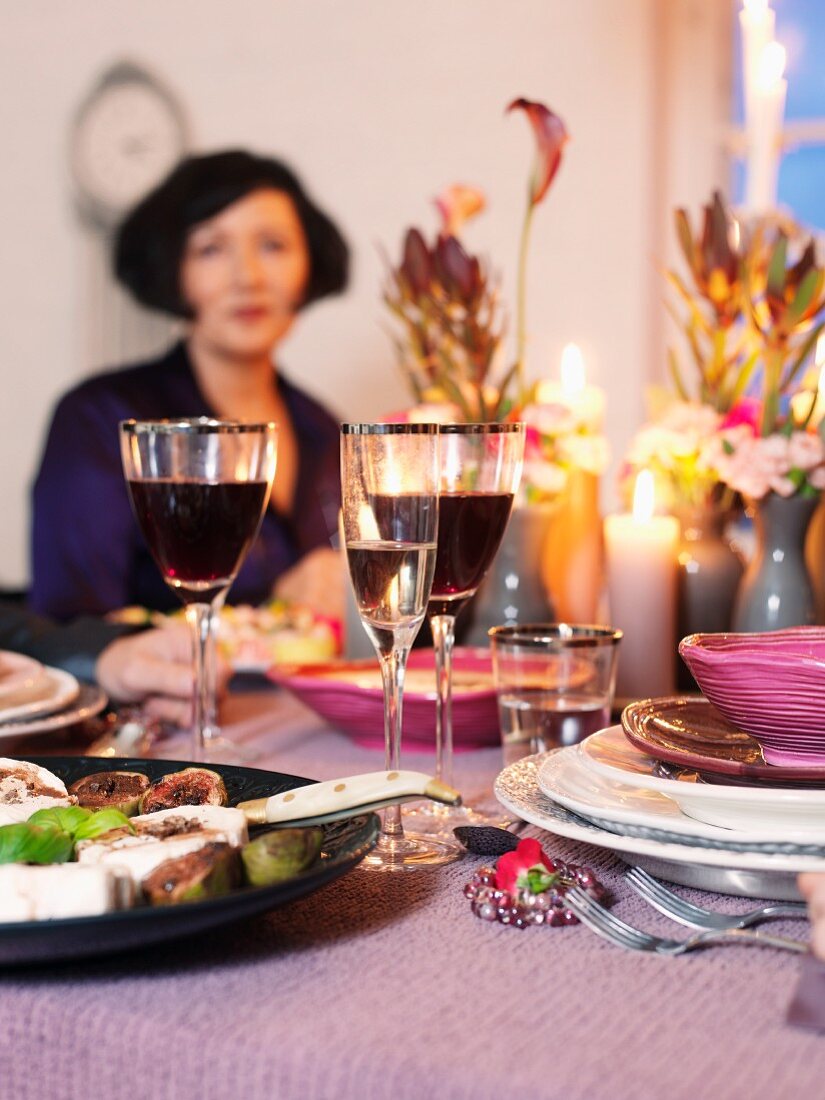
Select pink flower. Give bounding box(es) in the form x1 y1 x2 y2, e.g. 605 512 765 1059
507 99 569 206
494 837 558 894
720 397 761 434
434 185 485 236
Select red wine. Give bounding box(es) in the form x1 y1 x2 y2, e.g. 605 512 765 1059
127 478 270 603
429 492 514 616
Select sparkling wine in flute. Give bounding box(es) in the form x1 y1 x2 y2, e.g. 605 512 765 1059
346 540 437 655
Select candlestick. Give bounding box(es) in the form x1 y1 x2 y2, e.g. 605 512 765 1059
535 343 606 430
604 471 679 701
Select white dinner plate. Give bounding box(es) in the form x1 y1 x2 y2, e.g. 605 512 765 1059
0 668 80 726
578 725 825 836
538 747 825 850
494 754 825 900
0 652 46 706
0 684 108 741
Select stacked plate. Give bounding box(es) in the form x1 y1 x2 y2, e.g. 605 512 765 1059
494 695 825 901
0 652 107 741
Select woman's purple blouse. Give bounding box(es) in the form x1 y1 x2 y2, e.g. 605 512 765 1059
31 342 341 620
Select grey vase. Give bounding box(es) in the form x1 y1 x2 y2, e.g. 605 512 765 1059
731 492 818 633
464 504 556 645
676 505 744 690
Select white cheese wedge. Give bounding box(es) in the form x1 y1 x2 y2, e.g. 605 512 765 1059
0 758 71 825
76 830 225 885
131 806 248 847
0 863 133 922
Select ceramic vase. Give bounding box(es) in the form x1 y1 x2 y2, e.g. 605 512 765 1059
464 503 556 645
675 503 744 690
542 469 604 624
731 492 818 633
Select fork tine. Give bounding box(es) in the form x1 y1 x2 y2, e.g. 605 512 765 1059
566 888 656 951
626 868 704 917
624 868 707 926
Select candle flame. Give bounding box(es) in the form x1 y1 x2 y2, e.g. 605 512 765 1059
560 343 585 394
730 218 741 251
757 41 786 91
743 0 769 18
632 470 655 523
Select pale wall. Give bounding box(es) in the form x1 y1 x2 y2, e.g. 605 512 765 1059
0 0 730 587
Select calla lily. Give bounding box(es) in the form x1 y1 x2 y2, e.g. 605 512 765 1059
507 98 569 206
434 185 485 236
434 234 480 302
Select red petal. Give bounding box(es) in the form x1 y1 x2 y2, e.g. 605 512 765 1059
508 98 569 205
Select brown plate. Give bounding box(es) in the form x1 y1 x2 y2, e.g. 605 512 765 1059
622 696 825 786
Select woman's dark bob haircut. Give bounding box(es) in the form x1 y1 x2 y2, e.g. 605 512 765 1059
114 149 349 318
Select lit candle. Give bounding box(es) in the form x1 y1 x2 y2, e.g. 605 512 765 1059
604 471 679 701
790 334 825 428
740 0 776 135
535 343 606 430
745 38 787 213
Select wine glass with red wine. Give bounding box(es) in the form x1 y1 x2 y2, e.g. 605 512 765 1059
120 418 277 762
408 422 524 832
341 422 459 869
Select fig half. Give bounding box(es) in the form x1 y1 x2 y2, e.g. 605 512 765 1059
139 768 228 815
241 827 323 888
69 772 150 817
142 841 239 905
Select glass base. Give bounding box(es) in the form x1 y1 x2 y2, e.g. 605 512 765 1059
199 735 260 765
404 798 515 834
361 829 463 871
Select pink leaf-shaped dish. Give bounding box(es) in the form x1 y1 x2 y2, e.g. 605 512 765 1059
678 629 825 767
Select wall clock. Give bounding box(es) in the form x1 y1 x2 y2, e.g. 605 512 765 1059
70 60 189 229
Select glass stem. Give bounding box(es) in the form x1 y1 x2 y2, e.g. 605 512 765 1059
378 644 410 842
204 591 227 742
430 613 456 788
184 601 215 762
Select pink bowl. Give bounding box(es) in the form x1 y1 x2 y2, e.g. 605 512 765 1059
678 628 825 767
267 647 499 750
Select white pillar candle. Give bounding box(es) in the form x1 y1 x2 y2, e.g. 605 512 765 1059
535 343 606 431
744 40 787 214
740 0 776 135
604 471 679 702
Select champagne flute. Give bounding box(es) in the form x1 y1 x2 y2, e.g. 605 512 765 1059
120 418 277 762
341 423 458 869
410 422 524 830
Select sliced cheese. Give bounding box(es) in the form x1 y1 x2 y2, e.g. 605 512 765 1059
76 830 223 885
0 863 133 922
131 806 248 847
0 759 71 825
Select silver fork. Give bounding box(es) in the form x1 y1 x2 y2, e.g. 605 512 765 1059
624 867 808 930
565 887 808 955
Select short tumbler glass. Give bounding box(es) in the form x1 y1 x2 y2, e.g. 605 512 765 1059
489 623 622 764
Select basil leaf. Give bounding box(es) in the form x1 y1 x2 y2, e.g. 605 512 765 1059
28 806 91 835
0 823 74 865
74 810 133 842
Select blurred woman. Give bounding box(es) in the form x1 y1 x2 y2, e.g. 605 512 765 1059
31 150 348 620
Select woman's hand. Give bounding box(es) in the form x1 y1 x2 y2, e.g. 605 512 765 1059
798 873 825 959
273 547 346 623
95 624 230 726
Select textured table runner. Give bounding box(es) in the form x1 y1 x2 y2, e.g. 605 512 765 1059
1 688 822 1100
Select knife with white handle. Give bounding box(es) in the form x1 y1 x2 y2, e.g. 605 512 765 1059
238 770 461 827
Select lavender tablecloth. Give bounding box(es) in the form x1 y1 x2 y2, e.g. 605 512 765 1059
1 688 823 1100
